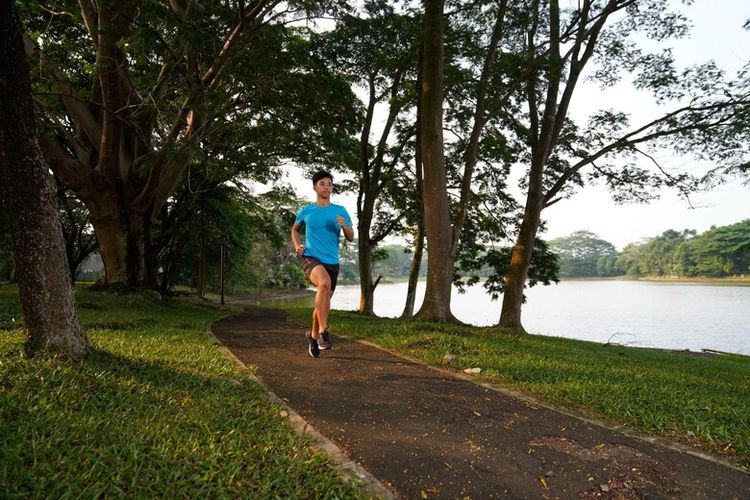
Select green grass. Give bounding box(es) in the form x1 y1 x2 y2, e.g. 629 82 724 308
0 286 363 498
287 307 750 470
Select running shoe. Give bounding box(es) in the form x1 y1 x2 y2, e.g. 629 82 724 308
318 329 333 350
305 331 320 358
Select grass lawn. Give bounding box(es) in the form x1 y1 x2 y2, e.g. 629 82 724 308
286 307 750 470
0 285 363 498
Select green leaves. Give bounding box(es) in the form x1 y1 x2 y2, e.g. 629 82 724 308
458 239 560 300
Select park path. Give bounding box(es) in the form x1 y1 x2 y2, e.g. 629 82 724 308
211 307 750 499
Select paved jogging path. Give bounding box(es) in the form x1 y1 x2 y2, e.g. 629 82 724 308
211 307 750 499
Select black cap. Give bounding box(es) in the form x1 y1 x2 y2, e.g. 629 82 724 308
312 170 333 186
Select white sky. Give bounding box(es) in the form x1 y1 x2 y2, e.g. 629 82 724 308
279 0 750 250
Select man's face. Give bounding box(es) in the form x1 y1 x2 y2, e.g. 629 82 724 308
314 177 333 198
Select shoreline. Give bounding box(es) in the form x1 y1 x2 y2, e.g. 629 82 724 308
558 275 750 285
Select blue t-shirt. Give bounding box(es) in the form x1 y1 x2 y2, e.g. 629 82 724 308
295 203 353 265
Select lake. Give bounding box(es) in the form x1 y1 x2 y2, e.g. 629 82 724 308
277 280 750 355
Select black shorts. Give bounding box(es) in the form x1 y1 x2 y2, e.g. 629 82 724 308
300 256 340 291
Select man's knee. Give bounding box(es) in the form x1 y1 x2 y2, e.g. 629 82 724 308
310 266 331 290
312 271 331 291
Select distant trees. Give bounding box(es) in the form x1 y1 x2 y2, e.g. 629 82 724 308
620 229 695 277
337 221 749 283
549 221 750 279
338 244 426 283
549 231 618 277
673 222 750 277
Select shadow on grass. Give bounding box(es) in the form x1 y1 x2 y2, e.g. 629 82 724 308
1 343 362 498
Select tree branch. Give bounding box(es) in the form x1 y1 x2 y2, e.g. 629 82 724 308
543 100 740 203
632 145 695 206
452 0 507 257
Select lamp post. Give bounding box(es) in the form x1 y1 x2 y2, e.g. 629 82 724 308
220 243 225 305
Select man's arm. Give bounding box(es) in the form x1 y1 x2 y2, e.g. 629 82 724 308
336 215 355 242
291 223 305 255
343 224 354 242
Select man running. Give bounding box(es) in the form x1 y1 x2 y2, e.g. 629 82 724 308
291 170 354 358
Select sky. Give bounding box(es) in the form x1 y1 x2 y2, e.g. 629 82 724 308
276 0 750 251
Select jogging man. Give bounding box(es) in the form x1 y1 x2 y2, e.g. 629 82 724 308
291 170 354 358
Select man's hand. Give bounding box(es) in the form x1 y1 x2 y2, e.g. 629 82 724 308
295 243 305 256
336 215 346 229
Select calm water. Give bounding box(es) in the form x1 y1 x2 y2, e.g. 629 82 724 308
279 280 750 355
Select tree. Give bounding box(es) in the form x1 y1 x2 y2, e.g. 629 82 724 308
548 230 617 277
596 253 622 277
672 221 750 277
0 0 89 359
21 0 350 289
415 0 455 321
498 0 749 330
464 239 559 303
400 46 425 318
616 242 645 276
637 229 694 276
148 25 360 294
314 2 418 315
408 0 522 321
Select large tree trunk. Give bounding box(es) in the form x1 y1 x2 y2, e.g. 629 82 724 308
414 0 456 322
0 1 89 359
126 211 147 286
89 206 148 288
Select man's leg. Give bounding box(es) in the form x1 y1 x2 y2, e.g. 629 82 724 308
311 309 320 338
312 288 333 333
315 288 337 350
308 265 332 340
